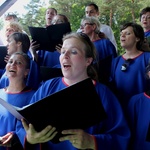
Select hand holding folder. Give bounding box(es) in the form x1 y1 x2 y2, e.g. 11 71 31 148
28 22 71 52
0 78 107 143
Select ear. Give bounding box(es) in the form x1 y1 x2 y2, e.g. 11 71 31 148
86 57 93 67
17 41 22 47
24 69 30 78
96 11 100 17
136 38 140 42
148 71 150 79
92 24 97 31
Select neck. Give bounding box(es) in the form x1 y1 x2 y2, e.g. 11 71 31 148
89 33 100 42
123 50 142 59
6 82 26 93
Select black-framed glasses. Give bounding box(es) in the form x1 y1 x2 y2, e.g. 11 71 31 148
80 23 93 29
121 58 133 71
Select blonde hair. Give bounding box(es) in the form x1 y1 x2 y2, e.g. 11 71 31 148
5 21 23 33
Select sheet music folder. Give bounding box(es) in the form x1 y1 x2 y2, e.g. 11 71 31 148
0 46 7 69
28 22 71 51
0 78 107 143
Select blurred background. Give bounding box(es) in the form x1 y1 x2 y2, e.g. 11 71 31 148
0 0 149 54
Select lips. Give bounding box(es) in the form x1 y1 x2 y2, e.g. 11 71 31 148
9 70 15 73
63 64 71 68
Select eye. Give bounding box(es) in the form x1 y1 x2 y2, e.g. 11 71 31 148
126 32 130 35
16 61 22 65
61 49 65 54
71 49 77 54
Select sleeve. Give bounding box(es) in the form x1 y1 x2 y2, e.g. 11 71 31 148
94 85 130 150
24 137 41 150
26 59 41 90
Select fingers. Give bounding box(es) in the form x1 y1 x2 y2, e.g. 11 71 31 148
55 44 62 53
21 119 29 131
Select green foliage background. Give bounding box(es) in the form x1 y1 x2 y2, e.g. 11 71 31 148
5 0 150 55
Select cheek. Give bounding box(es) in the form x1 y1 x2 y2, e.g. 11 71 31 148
59 55 62 63
74 56 86 66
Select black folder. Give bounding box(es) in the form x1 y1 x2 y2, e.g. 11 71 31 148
40 66 63 81
0 78 107 143
0 46 7 69
28 22 71 52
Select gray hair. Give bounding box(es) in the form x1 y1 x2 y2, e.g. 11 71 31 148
81 16 100 34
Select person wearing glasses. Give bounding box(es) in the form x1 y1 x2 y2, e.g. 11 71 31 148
77 2 117 52
80 16 117 85
21 32 130 150
140 7 150 51
109 22 150 116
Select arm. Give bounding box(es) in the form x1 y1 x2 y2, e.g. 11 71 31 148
93 84 130 150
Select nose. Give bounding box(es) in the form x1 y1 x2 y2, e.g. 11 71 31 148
63 50 70 58
11 61 17 66
120 32 125 37
80 25 83 29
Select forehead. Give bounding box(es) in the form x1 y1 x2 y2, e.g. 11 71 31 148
5 16 14 20
122 26 133 32
46 8 56 13
8 35 15 41
85 6 96 11
142 12 150 15
63 37 84 48
10 54 23 60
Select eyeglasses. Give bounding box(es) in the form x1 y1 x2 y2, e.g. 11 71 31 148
80 23 93 29
121 58 133 71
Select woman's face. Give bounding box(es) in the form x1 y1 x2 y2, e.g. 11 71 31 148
120 26 139 50
7 36 18 55
5 27 15 38
141 12 150 31
6 54 29 80
59 37 92 82
80 20 94 36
